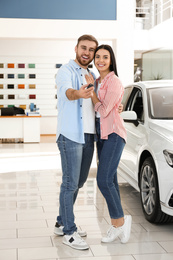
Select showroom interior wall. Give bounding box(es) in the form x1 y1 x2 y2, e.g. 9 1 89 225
133 10 173 80
142 48 173 80
0 0 135 135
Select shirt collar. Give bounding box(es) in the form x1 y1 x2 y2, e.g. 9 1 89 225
69 59 81 70
69 59 90 72
97 71 115 84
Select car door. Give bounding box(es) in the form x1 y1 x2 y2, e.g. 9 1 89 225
119 86 147 188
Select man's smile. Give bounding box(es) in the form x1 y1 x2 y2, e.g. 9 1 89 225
82 55 89 60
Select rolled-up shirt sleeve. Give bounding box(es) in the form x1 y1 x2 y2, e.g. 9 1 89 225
95 76 123 118
55 66 73 101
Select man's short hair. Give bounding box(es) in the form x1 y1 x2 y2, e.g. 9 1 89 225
77 34 98 47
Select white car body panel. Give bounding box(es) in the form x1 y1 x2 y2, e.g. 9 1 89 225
118 80 173 218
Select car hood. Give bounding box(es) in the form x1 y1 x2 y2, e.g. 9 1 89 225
149 120 173 143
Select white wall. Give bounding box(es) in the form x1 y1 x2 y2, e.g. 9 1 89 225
134 18 173 51
0 0 135 134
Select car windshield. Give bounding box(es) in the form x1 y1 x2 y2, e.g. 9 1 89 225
148 87 173 119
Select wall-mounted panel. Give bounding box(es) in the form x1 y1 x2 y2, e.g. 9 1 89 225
29 95 36 99
0 0 117 20
8 95 15 99
18 74 25 78
18 84 25 89
7 84 14 89
28 64 35 68
20 104 26 109
29 84 36 89
0 57 60 121
18 95 27 99
18 64 25 68
7 63 15 68
29 74 36 79
8 74 15 78
56 64 62 68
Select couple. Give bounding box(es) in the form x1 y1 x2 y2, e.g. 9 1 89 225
54 34 132 250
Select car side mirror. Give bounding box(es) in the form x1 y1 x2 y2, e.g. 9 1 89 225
120 111 139 126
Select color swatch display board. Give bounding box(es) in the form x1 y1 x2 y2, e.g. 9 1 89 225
0 61 63 116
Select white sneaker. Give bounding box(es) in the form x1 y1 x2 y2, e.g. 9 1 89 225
101 225 123 243
63 232 89 250
54 222 87 237
101 215 132 243
119 215 132 244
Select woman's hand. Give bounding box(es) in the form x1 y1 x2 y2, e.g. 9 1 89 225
91 91 100 105
118 104 123 113
85 73 95 85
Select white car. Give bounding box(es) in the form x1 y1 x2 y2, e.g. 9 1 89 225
118 80 173 223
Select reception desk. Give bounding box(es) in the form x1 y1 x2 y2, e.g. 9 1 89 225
0 115 41 143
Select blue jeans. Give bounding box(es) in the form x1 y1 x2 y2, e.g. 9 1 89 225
57 133 94 235
96 118 125 219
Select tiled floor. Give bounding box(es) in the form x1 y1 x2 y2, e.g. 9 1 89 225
0 136 173 260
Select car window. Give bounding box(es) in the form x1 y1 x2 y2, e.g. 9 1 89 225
126 87 144 122
122 86 133 108
148 87 173 119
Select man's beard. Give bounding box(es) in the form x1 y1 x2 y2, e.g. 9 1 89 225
76 53 92 67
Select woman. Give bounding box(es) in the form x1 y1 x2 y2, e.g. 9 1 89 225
86 45 132 244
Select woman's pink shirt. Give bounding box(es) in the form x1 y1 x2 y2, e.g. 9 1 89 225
95 71 127 141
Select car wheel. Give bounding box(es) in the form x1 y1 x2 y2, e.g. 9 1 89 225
140 157 173 223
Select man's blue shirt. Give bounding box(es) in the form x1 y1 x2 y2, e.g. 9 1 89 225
55 59 95 144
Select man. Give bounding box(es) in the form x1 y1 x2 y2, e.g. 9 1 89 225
54 35 98 250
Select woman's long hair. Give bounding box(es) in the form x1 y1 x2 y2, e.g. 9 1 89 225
94 44 118 77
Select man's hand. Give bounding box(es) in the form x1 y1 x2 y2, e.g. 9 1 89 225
66 84 94 100
78 84 94 99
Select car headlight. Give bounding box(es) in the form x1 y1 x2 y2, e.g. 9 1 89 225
163 150 173 167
